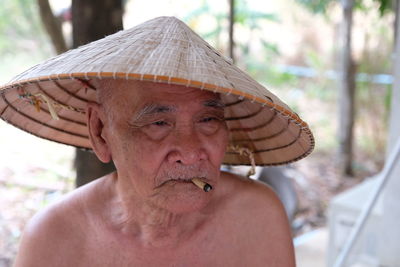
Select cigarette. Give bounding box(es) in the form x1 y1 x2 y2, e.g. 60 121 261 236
191 178 212 192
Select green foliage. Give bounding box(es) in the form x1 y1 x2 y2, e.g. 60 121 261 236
0 0 50 56
0 0 53 82
183 0 279 51
296 0 335 14
183 0 211 21
384 84 392 118
372 0 393 15
296 0 394 16
234 0 280 26
245 59 299 87
354 0 394 15
183 0 288 88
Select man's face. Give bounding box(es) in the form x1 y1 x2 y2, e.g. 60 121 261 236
99 80 229 213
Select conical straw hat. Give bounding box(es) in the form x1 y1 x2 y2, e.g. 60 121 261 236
0 16 314 166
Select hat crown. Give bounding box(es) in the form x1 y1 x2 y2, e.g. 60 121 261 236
11 16 235 88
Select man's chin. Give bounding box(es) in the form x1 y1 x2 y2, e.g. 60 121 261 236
153 183 213 214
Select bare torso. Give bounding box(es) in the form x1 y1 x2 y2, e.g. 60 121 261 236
14 171 295 267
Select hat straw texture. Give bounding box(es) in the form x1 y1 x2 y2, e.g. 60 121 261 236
0 16 314 166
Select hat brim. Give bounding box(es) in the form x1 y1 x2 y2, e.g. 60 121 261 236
0 72 314 166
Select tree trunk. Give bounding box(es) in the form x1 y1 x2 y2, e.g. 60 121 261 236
72 0 123 187
337 0 355 177
394 0 399 49
72 0 123 47
37 0 68 54
228 0 235 64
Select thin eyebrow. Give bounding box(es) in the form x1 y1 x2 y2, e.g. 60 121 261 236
133 103 176 121
203 99 225 109
131 99 224 123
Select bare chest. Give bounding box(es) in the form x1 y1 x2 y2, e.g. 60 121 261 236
76 224 259 267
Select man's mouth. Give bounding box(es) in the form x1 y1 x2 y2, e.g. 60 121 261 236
169 178 193 183
157 177 210 189
156 178 194 188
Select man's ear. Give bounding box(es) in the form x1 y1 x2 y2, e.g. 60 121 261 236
86 102 112 163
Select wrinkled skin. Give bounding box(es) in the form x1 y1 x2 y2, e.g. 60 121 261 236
94 81 229 215
14 81 296 267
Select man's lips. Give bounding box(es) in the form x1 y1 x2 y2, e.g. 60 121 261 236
168 179 193 183
156 178 193 188
156 177 209 188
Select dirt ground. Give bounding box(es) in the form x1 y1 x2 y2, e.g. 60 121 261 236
290 151 375 236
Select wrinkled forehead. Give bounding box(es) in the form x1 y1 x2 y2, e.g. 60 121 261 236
93 79 222 108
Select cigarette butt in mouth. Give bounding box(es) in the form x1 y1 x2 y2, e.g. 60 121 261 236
191 178 212 192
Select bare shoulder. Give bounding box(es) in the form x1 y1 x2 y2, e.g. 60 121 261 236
218 171 296 266
220 171 286 215
14 176 107 267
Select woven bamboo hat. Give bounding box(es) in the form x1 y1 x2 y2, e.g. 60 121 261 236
0 16 314 166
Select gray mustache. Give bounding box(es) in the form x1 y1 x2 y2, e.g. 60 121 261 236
160 164 210 181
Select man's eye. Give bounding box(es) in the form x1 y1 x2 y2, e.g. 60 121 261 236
152 120 168 126
200 117 217 123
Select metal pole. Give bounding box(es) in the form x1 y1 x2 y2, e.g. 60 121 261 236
333 136 400 267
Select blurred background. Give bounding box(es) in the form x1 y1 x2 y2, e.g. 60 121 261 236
0 0 399 266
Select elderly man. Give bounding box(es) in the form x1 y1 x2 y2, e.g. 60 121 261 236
1 17 314 266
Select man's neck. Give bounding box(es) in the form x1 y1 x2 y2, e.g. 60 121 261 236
107 172 211 248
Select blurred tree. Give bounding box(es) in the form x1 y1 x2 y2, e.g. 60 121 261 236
297 0 356 176
72 0 123 47
37 0 67 54
229 0 235 63
297 0 395 176
72 0 123 187
297 0 393 15
34 0 123 187
337 0 356 176
0 0 50 58
184 0 279 81
34 0 122 187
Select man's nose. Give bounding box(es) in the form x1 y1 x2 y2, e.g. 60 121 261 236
167 127 207 165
